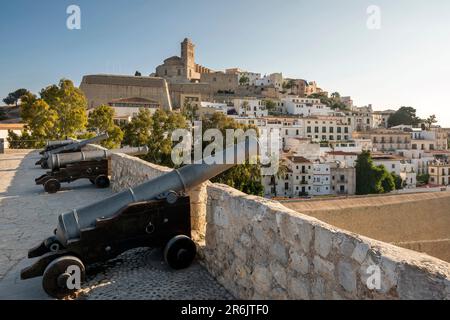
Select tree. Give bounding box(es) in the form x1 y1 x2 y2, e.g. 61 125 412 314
3 88 30 106
22 99 58 141
417 173 430 186
182 101 199 122
239 76 250 86
123 108 153 147
391 172 403 190
144 109 188 167
308 92 348 111
387 107 421 128
424 114 437 130
87 105 123 148
135 71 142 76
355 151 396 195
40 79 88 138
0 107 6 121
264 99 278 115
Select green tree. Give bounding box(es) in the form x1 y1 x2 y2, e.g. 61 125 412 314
22 99 58 141
0 107 6 120
182 101 199 122
87 105 123 148
264 99 278 115
123 108 153 147
40 79 88 138
417 173 430 186
308 92 348 111
391 172 403 190
144 109 188 167
3 88 30 106
387 107 421 128
355 151 395 195
424 114 437 130
239 76 250 86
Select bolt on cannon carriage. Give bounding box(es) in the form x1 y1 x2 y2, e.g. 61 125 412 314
36 134 108 169
21 138 257 298
35 147 149 193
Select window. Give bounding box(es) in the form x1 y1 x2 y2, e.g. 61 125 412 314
344 127 349 133
329 127 334 133
329 135 334 141
314 127 319 133
337 127 342 133
307 127 311 133
322 127 326 133
285 183 289 190
177 69 181 76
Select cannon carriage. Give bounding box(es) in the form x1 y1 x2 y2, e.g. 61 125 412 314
36 134 108 169
35 147 149 193
22 138 257 298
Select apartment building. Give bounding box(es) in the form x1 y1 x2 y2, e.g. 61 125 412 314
330 162 356 195
428 161 450 186
233 98 268 118
304 117 353 142
282 97 332 117
353 129 411 151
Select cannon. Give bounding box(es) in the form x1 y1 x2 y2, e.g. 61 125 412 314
35 146 149 193
39 139 78 155
36 134 109 168
21 138 258 298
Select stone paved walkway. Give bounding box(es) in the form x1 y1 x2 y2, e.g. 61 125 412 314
0 151 232 300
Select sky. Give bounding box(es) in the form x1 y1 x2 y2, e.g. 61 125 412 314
1 0 450 126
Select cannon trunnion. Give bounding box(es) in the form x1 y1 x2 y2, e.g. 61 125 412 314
21 195 195 298
35 159 110 193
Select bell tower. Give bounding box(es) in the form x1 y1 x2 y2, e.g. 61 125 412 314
181 38 196 80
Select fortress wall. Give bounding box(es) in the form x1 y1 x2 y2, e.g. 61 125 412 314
110 153 450 300
282 193 450 262
80 75 172 110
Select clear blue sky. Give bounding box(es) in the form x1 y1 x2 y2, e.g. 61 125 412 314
1 0 449 125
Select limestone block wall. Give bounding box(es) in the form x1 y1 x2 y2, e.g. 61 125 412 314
110 153 450 300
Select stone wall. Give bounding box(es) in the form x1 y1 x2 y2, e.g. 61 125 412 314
282 193 450 263
110 153 450 300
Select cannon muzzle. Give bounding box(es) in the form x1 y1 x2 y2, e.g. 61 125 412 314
55 137 259 245
47 146 149 170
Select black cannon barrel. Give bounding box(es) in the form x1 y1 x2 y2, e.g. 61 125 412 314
45 133 109 157
46 139 77 147
55 138 259 245
48 146 149 170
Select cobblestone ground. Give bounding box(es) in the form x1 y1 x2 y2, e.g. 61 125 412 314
0 151 232 300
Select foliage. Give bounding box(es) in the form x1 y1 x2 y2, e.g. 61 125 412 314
0 107 6 120
417 173 430 186
387 107 421 128
87 105 123 148
307 92 348 111
7 130 44 149
3 88 30 106
143 109 188 167
40 79 88 138
391 172 403 190
135 71 142 76
355 151 398 195
182 102 199 122
264 99 279 115
122 108 153 147
239 76 250 86
21 99 58 141
423 114 437 130
211 162 264 196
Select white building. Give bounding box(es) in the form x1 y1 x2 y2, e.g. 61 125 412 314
255 73 283 91
200 101 228 115
282 97 332 117
312 162 332 196
304 117 353 142
233 99 268 118
324 151 359 168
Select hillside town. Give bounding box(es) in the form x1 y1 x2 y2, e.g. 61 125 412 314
1 38 449 199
